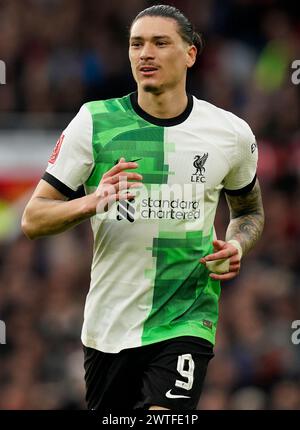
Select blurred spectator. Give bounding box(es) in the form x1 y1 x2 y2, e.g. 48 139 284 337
229 387 267 410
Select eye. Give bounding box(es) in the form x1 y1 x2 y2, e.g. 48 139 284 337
156 41 168 46
131 42 142 48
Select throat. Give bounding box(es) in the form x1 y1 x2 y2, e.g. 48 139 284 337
138 91 189 119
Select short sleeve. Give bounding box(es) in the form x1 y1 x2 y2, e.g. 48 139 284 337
43 105 94 198
223 118 258 195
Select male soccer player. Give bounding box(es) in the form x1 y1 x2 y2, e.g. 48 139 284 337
22 5 264 411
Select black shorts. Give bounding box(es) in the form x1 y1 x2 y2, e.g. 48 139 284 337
83 336 214 411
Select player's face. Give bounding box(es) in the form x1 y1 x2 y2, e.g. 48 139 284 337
129 16 196 94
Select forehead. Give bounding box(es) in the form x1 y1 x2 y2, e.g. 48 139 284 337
130 16 181 40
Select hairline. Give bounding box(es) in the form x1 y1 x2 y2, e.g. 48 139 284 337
130 15 192 46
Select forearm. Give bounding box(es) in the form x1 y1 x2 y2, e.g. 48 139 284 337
22 193 97 239
225 180 265 256
225 211 264 256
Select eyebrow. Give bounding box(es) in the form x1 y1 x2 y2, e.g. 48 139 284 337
130 35 172 41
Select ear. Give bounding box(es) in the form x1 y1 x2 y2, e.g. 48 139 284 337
186 45 197 68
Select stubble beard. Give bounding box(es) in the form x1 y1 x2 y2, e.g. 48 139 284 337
142 83 163 95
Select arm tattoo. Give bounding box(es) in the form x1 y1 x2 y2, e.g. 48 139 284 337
225 180 264 256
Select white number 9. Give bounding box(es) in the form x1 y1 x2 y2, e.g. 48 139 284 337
175 353 195 391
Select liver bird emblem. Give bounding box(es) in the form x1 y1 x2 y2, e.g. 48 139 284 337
193 153 208 176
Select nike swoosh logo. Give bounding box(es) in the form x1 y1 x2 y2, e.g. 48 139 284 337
165 389 191 399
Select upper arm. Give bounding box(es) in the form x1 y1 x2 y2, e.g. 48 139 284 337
223 116 258 194
225 179 264 218
29 179 68 203
43 104 94 196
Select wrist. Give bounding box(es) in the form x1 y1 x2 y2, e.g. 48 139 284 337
227 239 243 259
81 193 98 217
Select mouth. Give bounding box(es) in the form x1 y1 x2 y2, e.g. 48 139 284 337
139 66 159 76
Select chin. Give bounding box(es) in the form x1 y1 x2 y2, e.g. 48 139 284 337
142 83 162 94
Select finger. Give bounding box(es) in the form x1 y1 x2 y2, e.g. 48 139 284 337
103 161 139 178
105 172 143 184
105 192 136 204
97 180 142 205
115 192 136 203
212 239 226 250
229 263 240 271
114 181 143 193
203 248 238 261
209 271 239 281
128 182 143 190
98 191 137 212
229 255 240 264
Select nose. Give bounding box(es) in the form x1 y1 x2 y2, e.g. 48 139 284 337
139 42 155 61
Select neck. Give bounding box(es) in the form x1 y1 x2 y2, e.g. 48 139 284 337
137 87 188 119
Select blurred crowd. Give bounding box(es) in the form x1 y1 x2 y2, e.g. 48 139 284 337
0 0 300 410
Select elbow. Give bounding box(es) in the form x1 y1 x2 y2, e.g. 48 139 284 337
21 211 39 240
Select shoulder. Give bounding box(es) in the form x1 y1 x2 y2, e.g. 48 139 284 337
192 96 255 142
84 94 132 116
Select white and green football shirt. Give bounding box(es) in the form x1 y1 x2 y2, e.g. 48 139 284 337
44 93 258 353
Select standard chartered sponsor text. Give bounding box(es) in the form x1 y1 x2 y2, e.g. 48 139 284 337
141 197 201 220
97 182 204 222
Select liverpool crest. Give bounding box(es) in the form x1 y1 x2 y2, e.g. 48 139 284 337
191 153 208 183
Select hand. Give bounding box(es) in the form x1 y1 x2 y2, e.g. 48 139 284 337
200 239 241 281
95 157 143 213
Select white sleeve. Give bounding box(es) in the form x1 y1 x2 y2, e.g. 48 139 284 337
44 104 93 197
223 117 258 194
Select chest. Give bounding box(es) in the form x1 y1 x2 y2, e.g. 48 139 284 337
87 119 235 190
